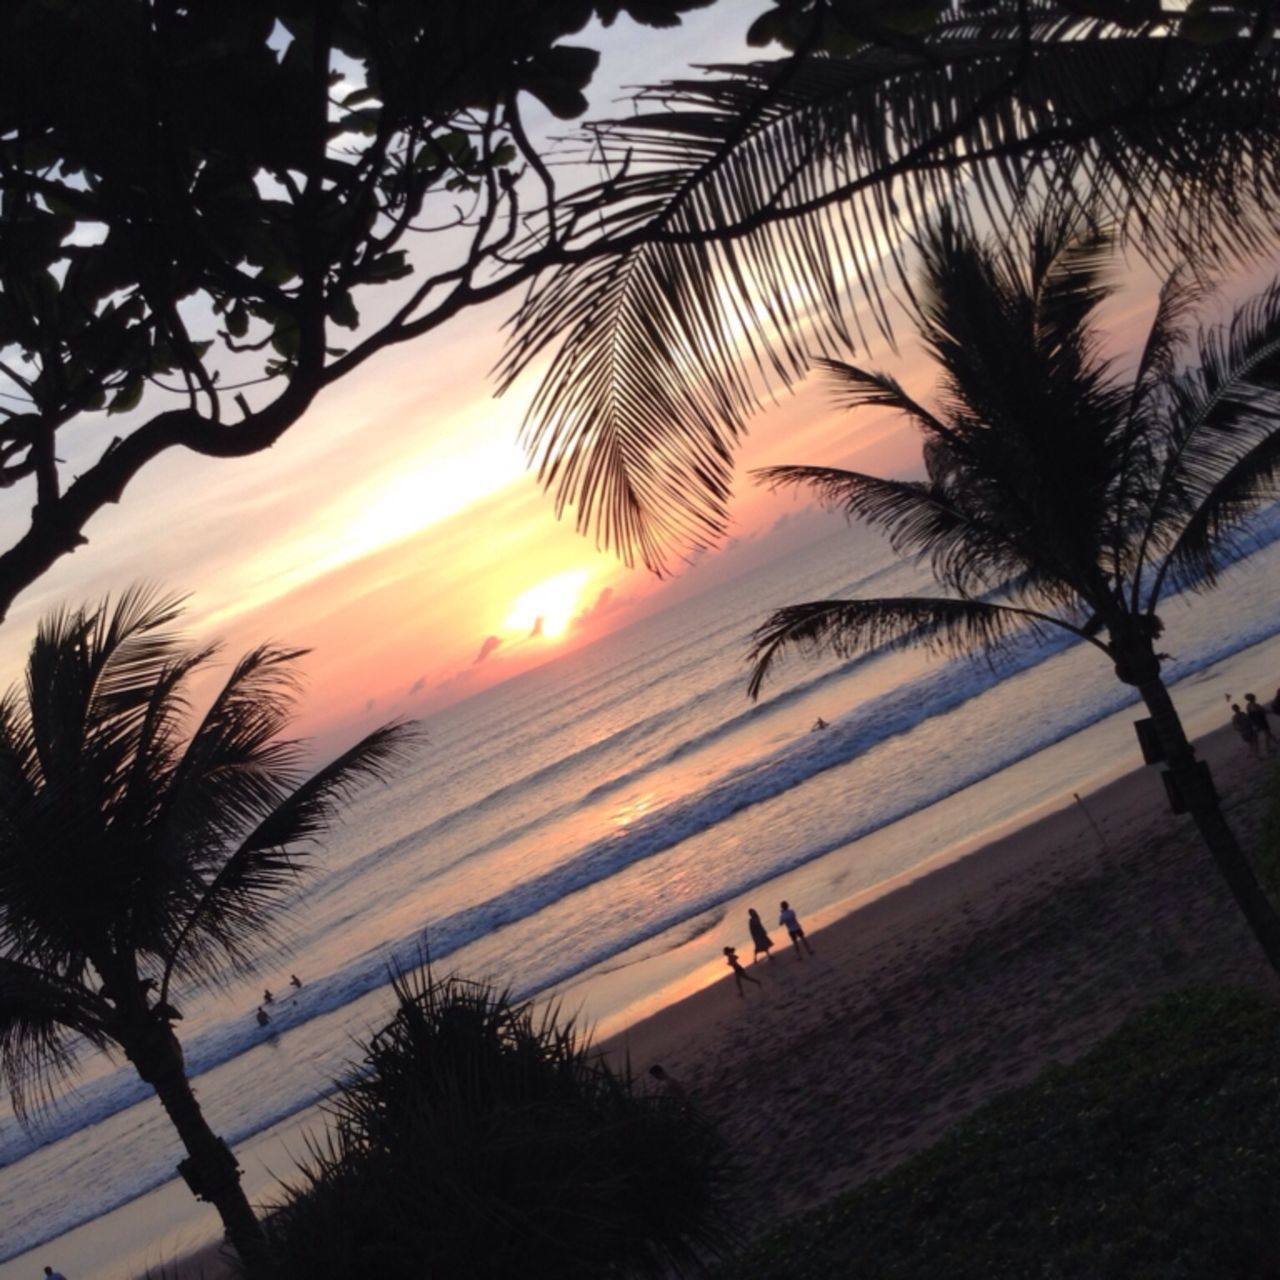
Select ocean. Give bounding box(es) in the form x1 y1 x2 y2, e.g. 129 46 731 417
3 513 1280 1273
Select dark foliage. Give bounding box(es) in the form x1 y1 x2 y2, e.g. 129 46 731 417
502 1 1280 571
0 587 416 1263
0 0 714 622
722 987 1280 1279
264 968 734 1280
746 212 1280 693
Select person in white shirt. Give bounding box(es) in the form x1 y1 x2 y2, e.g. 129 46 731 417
779 900 815 958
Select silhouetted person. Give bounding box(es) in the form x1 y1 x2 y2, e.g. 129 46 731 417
1231 703 1261 759
747 907 774 963
811 716 828 731
263 988 274 1004
256 1006 270 1027
649 1064 689 1102
289 974 302 989
1244 693 1276 753
779 900 815 957
723 945 761 997
44 1267 68 1280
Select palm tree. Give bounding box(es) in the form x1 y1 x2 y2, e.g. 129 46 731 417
746 211 1280 972
0 590 416 1270
500 1 1280 575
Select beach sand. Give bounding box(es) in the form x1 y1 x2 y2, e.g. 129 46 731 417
19 725 1279 1278
605 723 1278 1234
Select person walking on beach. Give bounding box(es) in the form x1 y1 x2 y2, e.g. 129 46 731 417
779 900 815 957
256 1005 270 1027
724 945 761 997
289 973 302 989
1243 693 1277 753
1231 703 1261 759
44 1267 68 1280
747 907 775 962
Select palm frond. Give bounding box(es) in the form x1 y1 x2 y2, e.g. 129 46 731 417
152 644 314 866
0 957 113 1121
1136 278 1280 599
754 463 1034 594
161 721 421 997
502 25 1280 569
1152 420 1280 600
747 595 1058 699
1024 210 1114 358
815 357 966 448
1110 266 1209 586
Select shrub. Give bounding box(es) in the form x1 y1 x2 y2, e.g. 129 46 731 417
264 968 733 1278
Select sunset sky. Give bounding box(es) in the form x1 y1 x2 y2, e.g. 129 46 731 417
0 5 1204 757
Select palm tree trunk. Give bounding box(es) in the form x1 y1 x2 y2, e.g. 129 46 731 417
128 1027 267 1272
1135 670 1280 975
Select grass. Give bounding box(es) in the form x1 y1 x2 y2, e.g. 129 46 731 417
722 987 1280 1280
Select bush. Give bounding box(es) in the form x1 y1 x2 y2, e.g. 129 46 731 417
263 969 733 1279
724 988 1280 1280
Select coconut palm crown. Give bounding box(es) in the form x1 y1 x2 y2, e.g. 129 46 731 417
749 211 1280 968
0 589 417 1266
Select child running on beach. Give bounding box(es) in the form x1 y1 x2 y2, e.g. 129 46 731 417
779 900 815 958
724 945 761 997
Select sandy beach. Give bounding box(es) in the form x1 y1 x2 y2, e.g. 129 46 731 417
16 722 1277 1279
606 722 1278 1235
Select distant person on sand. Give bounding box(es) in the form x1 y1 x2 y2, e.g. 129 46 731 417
263 988 274 1004
1243 693 1277 753
811 716 828 731
256 1006 270 1027
1231 703 1261 759
723 945 761 997
779 900 815 957
44 1267 68 1280
649 1064 689 1102
289 974 302 989
747 907 774 963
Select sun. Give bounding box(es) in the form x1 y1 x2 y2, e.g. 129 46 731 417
503 570 591 640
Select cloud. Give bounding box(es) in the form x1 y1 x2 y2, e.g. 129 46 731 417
407 675 427 696
474 634 503 664
572 586 634 631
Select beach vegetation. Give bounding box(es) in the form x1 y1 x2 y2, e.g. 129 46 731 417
723 986 1280 1279
0 588 416 1271
262 967 734 1279
746 210 1280 975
